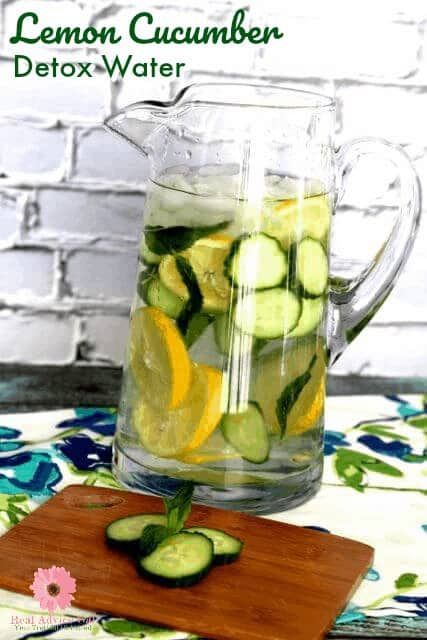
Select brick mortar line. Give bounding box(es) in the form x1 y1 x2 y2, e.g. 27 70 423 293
0 109 107 126
63 126 77 181
9 238 140 249
0 300 132 314
0 114 107 128
188 69 427 92
0 178 147 193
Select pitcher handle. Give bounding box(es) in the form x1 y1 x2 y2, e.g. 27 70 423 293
328 137 421 365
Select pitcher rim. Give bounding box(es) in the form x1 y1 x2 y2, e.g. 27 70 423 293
116 82 336 114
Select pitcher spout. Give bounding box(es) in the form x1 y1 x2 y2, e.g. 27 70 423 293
104 102 169 156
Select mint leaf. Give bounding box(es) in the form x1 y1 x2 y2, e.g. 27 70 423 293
175 256 203 335
145 222 228 255
163 484 194 535
395 573 418 589
139 524 169 557
276 354 316 438
184 313 212 348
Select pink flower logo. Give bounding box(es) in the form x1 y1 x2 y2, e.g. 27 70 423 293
30 566 76 613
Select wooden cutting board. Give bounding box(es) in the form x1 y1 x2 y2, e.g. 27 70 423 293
0 485 373 640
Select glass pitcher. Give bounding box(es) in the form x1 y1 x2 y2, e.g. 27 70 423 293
105 83 420 514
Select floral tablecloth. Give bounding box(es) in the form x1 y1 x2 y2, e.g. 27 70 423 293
0 394 425 639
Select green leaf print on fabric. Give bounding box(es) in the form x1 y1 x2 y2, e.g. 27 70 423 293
0 493 30 528
407 414 427 431
360 423 410 442
69 465 120 489
395 573 419 589
101 619 149 636
101 617 197 638
335 449 403 491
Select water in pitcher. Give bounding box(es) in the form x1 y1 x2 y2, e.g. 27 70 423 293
115 164 332 511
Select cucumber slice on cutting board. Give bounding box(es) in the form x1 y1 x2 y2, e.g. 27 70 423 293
138 532 214 588
225 233 288 289
252 338 326 436
234 288 301 339
295 238 328 297
105 513 167 551
186 527 243 565
288 297 325 338
221 402 270 464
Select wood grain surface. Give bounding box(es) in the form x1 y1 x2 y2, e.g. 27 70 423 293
0 485 373 640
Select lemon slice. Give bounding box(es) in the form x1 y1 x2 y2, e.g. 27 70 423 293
158 256 189 300
178 429 240 465
158 235 233 313
133 363 223 459
252 338 326 435
286 374 325 436
262 194 331 249
182 364 223 453
129 306 191 410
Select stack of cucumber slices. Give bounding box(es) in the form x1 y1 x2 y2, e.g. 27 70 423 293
140 225 328 346
228 234 327 340
106 487 243 588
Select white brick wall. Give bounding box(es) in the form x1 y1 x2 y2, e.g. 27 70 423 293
0 0 426 374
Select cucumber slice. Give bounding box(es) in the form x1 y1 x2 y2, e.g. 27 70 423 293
234 288 301 339
221 402 270 464
186 527 243 565
213 313 254 355
214 313 266 356
137 268 156 303
105 513 167 551
296 238 328 297
225 233 288 289
141 242 161 265
288 297 325 338
146 277 185 319
138 532 214 588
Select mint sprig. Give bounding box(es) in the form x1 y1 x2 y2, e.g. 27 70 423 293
163 484 194 535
